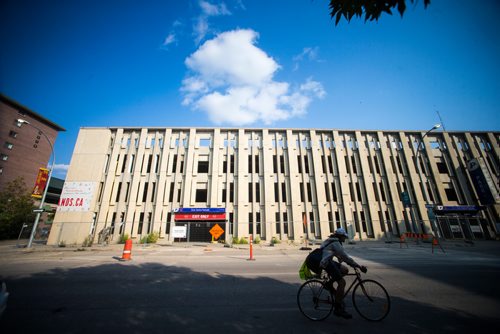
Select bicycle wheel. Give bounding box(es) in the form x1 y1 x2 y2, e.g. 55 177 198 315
352 279 390 321
297 279 334 321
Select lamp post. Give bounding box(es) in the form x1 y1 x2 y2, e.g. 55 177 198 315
415 124 441 236
17 119 55 248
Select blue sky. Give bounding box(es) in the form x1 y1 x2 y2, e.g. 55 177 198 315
1 0 499 179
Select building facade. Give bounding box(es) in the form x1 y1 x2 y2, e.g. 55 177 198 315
48 127 499 246
0 94 65 191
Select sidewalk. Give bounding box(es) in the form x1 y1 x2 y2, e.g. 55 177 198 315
3 238 500 256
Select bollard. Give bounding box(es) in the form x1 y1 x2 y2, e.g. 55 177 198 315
121 239 133 261
247 235 255 261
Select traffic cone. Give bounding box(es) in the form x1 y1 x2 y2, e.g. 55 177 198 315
121 239 132 261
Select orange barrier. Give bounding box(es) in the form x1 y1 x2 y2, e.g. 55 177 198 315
247 235 255 261
432 237 445 254
121 239 132 261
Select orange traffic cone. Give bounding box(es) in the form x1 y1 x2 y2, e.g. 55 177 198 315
121 239 132 260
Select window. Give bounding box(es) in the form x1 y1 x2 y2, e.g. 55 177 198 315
351 156 357 174
437 162 448 174
297 156 303 173
300 182 304 202
195 188 208 202
222 186 227 202
430 141 440 149
230 155 235 173
249 213 253 234
255 155 260 174
115 183 122 202
445 188 458 201
280 155 285 174
273 156 278 173
4 142 13 150
223 159 227 173
307 183 312 202
248 155 252 173
146 155 153 173
9 131 17 138
200 138 211 147
249 183 253 202
229 183 234 203
304 156 309 174
172 154 177 173
121 156 127 173
255 182 260 203
276 212 281 234
1 154 8 161
197 160 209 173
325 183 331 202
274 183 279 202
282 182 287 202
142 183 149 202
169 183 175 202
345 156 350 173
331 181 337 202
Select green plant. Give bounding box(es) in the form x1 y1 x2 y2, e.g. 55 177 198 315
239 237 248 244
119 233 129 244
232 237 240 244
271 237 281 244
254 236 261 244
82 235 93 247
147 232 159 244
139 236 148 244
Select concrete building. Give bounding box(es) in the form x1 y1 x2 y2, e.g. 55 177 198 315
48 127 499 246
0 94 65 191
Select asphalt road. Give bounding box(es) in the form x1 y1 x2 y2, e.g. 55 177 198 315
1 240 499 333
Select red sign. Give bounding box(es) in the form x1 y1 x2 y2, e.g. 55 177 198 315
31 168 49 199
174 213 226 221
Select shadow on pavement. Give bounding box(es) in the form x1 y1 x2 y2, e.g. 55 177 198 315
1 262 499 334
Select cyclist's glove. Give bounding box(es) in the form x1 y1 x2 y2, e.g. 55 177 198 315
360 266 368 273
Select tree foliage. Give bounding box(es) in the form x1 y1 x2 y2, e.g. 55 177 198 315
329 0 431 25
0 178 35 240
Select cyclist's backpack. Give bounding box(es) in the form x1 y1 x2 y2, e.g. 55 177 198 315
305 248 323 274
304 237 338 274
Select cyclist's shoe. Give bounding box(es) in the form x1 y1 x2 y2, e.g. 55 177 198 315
334 306 353 319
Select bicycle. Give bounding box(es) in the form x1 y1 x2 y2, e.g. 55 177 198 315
297 268 391 322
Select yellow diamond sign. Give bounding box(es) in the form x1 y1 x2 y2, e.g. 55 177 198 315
209 224 224 240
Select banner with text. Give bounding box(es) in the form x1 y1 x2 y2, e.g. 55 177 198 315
57 182 96 212
31 168 49 199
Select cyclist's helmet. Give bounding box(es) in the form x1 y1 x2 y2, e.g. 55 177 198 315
334 228 349 238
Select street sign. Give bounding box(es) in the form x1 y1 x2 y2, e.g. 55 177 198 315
209 224 224 240
174 208 226 213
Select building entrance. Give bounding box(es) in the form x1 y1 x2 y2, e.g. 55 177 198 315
174 221 226 242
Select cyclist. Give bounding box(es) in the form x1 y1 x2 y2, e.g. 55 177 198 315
320 227 367 319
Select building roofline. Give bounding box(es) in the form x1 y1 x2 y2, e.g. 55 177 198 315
0 93 66 132
78 126 499 134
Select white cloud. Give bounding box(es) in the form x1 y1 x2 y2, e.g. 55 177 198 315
181 29 325 126
163 33 176 46
193 1 232 44
53 164 69 171
199 1 231 16
293 47 321 71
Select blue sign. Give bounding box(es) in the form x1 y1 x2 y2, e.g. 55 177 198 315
173 208 226 213
467 159 496 205
434 205 482 213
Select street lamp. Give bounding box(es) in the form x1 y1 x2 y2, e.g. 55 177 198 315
17 119 55 248
415 123 441 236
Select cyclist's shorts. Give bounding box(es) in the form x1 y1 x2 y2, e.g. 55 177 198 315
324 261 343 281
